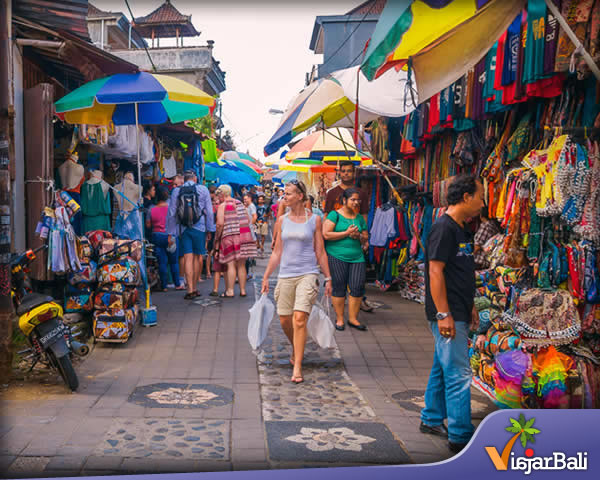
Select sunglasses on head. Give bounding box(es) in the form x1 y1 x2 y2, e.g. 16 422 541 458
288 179 305 194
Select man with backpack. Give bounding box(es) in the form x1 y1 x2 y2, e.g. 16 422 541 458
167 170 215 299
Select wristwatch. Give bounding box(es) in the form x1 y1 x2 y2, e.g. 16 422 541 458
436 312 451 321
323 277 332 283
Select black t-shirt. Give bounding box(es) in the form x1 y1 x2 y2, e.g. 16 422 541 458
425 214 476 322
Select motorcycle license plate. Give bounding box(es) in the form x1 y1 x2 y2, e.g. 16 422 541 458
38 325 64 348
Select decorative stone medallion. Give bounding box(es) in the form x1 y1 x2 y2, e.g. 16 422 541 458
128 383 233 409
94 419 229 460
265 421 410 464
391 388 497 419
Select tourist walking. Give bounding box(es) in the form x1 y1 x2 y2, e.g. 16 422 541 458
167 170 215 300
420 174 484 453
146 186 184 291
324 161 374 313
322 188 368 331
244 193 258 280
255 195 269 255
214 184 257 298
261 180 332 384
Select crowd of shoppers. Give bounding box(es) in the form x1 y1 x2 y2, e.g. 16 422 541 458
140 166 482 453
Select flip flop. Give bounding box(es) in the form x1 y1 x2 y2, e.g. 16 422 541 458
209 291 219 297
291 375 304 384
220 293 235 298
184 292 197 300
239 293 247 297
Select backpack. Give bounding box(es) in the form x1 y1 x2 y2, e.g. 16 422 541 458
176 185 203 227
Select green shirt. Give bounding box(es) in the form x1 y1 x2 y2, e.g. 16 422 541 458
325 210 367 263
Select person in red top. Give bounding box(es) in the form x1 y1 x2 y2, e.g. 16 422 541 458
324 161 373 313
146 186 184 291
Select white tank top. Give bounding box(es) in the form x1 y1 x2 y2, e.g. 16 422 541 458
278 211 320 278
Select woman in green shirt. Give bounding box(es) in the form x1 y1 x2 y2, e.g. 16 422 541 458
323 188 368 332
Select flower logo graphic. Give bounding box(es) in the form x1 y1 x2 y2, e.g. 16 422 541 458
147 387 218 405
285 427 376 452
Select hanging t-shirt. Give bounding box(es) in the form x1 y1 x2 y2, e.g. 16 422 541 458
543 0 561 75
523 0 548 85
502 15 522 86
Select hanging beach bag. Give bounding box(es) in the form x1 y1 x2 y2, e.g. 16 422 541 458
93 284 138 311
97 257 141 286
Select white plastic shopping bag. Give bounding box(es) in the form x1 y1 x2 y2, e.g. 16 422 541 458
307 297 335 349
248 294 275 350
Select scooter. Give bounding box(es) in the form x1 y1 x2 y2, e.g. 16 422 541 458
11 246 89 391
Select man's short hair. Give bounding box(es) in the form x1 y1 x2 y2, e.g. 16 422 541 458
183 170 196 182
447 174 479 206
339 161 355 170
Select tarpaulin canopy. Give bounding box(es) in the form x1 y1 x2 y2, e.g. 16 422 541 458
361 0 525 102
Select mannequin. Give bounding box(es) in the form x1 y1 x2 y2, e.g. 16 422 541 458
114 172 140 212
58 152 85 193
81 169 111 233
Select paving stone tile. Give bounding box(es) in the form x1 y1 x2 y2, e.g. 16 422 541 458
83 455 124 470
45 455 87 471
265 421 409 464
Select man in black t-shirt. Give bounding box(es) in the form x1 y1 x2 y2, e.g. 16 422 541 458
419 174 484 454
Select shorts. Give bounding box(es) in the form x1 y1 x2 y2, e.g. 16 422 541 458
255 222 269 236
328 255 366 298
180 228 206 256
274 274 319 316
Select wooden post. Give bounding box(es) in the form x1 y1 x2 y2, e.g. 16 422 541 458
0 0 14 383
176 28 179 48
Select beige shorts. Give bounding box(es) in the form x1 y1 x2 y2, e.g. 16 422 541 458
274 274 319 316
255 222 269 236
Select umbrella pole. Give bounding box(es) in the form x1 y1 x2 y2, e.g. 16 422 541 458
134 103 156 326
354 66 359 144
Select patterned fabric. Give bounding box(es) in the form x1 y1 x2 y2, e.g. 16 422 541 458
511 289 581 346
93 306 137 342
474 220 501 267
86 230 112 251
93 284 138 311
98 239 143 263
219 199 257 264
97 257 141 286
67 261 97 285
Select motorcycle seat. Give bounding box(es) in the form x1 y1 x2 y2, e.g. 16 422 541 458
17 293 55 316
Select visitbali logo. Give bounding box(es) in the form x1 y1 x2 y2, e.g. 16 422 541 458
484 414 588 475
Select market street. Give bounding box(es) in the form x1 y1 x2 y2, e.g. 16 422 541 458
0 257 496 477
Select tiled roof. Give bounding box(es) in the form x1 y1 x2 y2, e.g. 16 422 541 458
87 3 120 18
346 0 386 16
134 0 191 25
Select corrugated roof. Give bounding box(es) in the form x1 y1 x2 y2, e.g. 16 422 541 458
13 0 91 41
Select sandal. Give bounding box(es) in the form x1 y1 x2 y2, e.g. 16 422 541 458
184 292 197 300
239 293 247 297
220 293 235 298
209 291 219 297
291 375 304 384
175 285 186 291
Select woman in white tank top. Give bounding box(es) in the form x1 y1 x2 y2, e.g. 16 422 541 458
261 180 332 384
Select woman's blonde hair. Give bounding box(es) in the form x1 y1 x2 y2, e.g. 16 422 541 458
216 184 232 197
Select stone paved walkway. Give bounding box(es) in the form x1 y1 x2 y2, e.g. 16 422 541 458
0 258 495 477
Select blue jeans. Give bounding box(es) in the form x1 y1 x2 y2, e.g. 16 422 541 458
151 232 181 290
420 320 474 444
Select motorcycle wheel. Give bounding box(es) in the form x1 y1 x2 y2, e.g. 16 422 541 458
47 351 79 391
